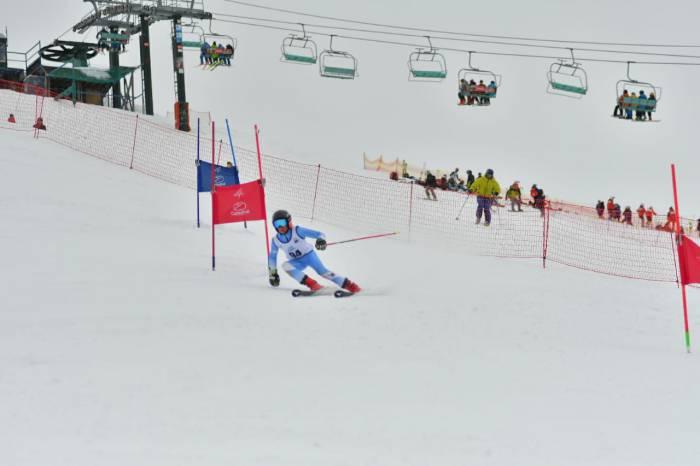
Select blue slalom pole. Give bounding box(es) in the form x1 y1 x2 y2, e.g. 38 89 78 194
225 118 239 167
196 118 201 228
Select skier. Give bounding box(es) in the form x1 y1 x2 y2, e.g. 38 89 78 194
267 210 361 294
7 113 16 123
469 168 500 226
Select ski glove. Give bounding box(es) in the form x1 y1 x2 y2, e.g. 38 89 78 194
315 238 327 251
269 268 280 287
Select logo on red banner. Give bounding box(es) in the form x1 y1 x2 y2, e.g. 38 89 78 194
213 180 266 225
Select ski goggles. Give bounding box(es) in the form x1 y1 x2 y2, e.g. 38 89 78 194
273 219 289 229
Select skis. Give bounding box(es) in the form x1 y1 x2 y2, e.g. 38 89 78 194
291 288 355 298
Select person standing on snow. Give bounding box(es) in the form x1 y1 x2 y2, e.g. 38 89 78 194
469 168 500 226
505 181 523 212
645 206 657 227
465 170 475 190
267 210 361 294
424 171 438 201
637 204 647 226
596 201 605 218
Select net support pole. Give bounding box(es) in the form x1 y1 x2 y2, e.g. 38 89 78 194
671 163 691 353
129 114 139 170
196 117 201 228
408 181 414 234
211 121 216 271
542 205 550 269
255 124 271 257
311 164 321 221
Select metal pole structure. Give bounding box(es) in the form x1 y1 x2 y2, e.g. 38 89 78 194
671 164 691 353
224 118 239 167
171 16 190 131
255 125 271 257
311 164 321 221
211 121 216 270
139 15 154 115
109 26 122 109
196 117 201 228
408 181 414 233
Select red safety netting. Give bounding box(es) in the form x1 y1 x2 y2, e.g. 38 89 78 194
0 82 682 283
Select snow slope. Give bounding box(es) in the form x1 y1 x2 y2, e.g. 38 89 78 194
1 130 700 466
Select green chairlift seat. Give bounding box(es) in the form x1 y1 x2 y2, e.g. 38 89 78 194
550 81 587 95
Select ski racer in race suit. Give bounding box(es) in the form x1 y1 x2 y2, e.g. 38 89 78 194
267 210 361 293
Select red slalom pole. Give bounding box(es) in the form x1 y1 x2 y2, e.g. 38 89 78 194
255 125 270 257
327 232 399 247
671 163 691 353
211 121 216 271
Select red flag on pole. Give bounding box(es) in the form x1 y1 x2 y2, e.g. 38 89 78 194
678 236 700 285
212 179 267 225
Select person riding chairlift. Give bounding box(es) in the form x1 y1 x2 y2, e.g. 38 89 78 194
614 89 628 118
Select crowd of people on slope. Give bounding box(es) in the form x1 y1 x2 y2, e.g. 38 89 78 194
420 168 547 226
199 41 234 66
613 89 657 121
596 197 685 232
458 79 498 106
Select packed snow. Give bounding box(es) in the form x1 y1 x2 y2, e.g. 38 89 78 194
2 125 699 466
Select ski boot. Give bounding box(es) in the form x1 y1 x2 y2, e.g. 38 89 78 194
302 276 322 292
342 279 362 294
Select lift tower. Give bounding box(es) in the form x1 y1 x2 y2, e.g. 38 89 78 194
73 1 212 131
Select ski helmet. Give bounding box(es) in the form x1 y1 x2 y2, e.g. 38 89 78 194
272 209 292 231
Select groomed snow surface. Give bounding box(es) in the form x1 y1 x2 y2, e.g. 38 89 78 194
2 130 699 466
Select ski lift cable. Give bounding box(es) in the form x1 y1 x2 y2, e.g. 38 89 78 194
211 17 700 66
212 12 700 60
221 0 700 49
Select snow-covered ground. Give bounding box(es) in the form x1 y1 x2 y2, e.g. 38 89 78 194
2 130 699 466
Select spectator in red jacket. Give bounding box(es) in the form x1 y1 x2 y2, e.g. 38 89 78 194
637 204 646 226
663 207 677 231
606 197 615 220
645 206 657 227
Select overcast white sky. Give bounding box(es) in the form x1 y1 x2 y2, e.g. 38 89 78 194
5 0 700 213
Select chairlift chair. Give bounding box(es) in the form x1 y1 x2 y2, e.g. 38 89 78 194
457 52 501 105
408 37 447 81
319 35 358 79
181 24 205 49
96 29 130 53
203 21 237 66
615 62 661 121
547 49 588 98
281 24 318 65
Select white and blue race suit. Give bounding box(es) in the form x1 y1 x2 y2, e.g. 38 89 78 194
268 226 346 287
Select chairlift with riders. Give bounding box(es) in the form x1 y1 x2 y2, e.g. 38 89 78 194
202 20 237 68
614 61 661 122
547 49 588 98
319 35 358 79
457 51 501 106
408 36 447 81
281 24 318 65
96 28 129 54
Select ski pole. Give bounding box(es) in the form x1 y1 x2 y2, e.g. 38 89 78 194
455 193 471 221
327 232 398 247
